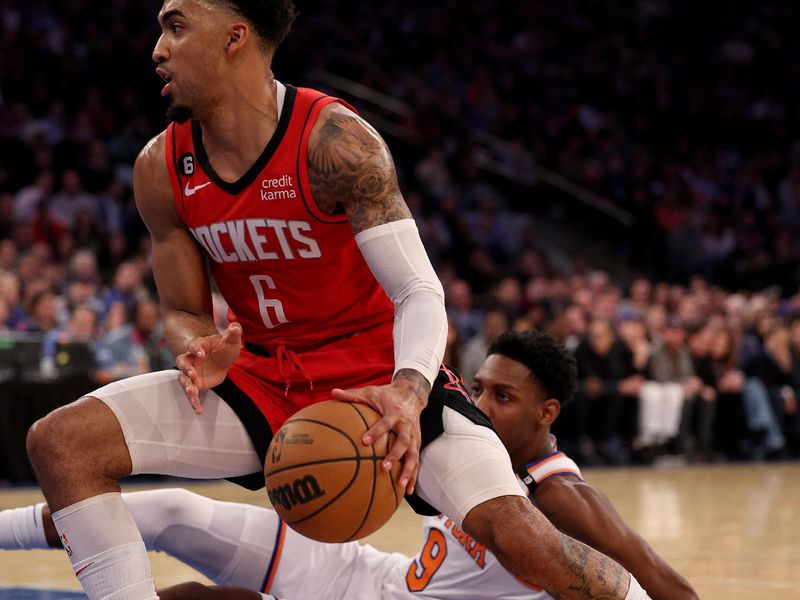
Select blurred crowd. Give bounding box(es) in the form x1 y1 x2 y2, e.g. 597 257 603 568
1 0 800 465
445 272 800 464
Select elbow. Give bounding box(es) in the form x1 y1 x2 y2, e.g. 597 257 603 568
394 279 444 309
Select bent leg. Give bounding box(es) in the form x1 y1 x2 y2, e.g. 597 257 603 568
25 370 261 600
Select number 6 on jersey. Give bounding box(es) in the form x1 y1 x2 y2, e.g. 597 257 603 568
249 275 289 329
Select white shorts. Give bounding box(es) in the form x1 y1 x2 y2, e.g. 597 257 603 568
90 371 523 522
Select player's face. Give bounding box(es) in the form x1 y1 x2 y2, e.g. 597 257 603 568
471 354 552 469
152 0 227 121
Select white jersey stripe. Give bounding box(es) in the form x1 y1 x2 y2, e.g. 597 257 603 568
526 452 582 485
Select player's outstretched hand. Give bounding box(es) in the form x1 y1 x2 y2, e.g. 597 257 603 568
332 371 429 495
175 322 243 414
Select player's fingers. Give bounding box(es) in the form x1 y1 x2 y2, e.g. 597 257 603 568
175 356 197 381
403 454 420 495
383 423 411 471
221 322 242 345
362 410 395 446
394 431 419 493
331 387 367 402
186 339 206 359
177 373 203 415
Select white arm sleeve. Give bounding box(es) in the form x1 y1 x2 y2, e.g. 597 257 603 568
355 219 447 387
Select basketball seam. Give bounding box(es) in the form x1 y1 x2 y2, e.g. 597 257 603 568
266 414 362 528
346 403 378 542
265 455 382 477
265 417 361 478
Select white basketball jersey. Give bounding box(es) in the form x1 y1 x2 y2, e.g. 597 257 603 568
381 450 583 599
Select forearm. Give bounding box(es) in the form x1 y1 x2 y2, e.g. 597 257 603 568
356 219 447 388
163 309 219 356
465 497 631 600
627 555 698 600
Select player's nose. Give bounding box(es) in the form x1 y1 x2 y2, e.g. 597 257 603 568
152 34 168 63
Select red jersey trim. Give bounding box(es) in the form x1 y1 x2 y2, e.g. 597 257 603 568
164 123 185 215
296 92 355 224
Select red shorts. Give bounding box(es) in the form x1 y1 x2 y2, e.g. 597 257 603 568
225 319 394 435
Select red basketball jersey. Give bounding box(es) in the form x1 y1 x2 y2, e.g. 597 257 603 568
164 86 394 352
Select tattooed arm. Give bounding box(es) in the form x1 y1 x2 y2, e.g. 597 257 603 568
464 495 637 600
307 104 447 494
308 104 410 232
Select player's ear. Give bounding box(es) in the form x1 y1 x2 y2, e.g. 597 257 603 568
540 398 560 426
225 21 249 53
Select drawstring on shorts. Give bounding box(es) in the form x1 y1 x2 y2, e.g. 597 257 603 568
276 346 314 394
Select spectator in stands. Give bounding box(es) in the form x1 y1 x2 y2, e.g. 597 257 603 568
0 272 26 331
747 324 797 458
47 169 96 231
0 297 10 333
39 303 98 379
739 316 788 458
570 317 644 464
95 298 169 383
13 170 54 225
617 312 651 373
445 278 484 342
442 317 462 375
459 307 509 384
685 326 718 461
638 317 702 460
0 240 16 272
99 260 146 317
95 300 142 383
21 289 59 334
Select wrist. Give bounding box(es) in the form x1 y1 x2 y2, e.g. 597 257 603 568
392 369 431 405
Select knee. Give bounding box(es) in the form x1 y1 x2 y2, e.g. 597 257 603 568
27 408 72 468
26 397 111 470
149 488 201 524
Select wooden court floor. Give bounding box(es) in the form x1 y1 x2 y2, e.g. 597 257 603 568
1 461 798 599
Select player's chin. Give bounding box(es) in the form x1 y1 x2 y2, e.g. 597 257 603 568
166 102 193 124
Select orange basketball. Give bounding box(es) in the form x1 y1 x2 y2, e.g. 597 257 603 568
264 400 402 543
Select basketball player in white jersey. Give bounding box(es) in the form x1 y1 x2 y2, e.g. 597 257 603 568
0 331 695 600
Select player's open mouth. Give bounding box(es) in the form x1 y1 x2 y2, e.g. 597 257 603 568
156 67 173 96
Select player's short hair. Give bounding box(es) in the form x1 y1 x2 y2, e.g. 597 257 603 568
213 0 298 49
487 329 577 407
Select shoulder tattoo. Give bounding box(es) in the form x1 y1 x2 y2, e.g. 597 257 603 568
308 110 410 233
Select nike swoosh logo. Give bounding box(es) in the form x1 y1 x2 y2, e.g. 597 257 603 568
185 181 212 196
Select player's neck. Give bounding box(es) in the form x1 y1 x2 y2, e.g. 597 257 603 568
517 433 556 470
196 73 280 181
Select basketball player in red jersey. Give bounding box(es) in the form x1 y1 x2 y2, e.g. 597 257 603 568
26 2 645 599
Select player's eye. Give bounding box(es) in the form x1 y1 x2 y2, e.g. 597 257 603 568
170 22 183 33
469 383 482 398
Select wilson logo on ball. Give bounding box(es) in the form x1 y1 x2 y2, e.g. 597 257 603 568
267 475 326 510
